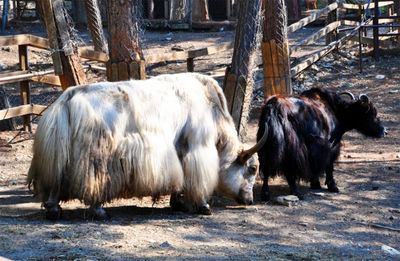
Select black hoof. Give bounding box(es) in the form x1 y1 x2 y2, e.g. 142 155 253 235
310 182 322 190
44 204 62 220
197 205 212 215
170 194 189 212
327 184 339 193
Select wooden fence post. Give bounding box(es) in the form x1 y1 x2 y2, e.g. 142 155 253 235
262 0 292 98
223 0 262 140
395 0 400 47
40 0 86 90
18 44 31 131
106 0 146 81
325 0 339 45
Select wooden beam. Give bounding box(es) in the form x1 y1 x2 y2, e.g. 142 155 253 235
78 47 109 62
0 104 47 120
290 21 341 54
0 34 30 47
287 1 339 33
28 35 50 49
291 24 361 77
30 75 61 86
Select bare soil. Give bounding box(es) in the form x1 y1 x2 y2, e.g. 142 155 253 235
0 25 399 260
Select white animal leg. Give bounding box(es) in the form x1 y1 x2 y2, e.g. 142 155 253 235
43 189 62 220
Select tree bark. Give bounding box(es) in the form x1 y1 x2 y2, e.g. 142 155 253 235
170 0 187 21
106 0 145 81
192 0 209 21
261 0 292 98
223 0 262 140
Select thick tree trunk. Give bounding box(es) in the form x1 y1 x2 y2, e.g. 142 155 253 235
170 0 187 21
85 0 108 53
261 0 291 98
223 0 262 140
192 0 209 21
106 0 145 81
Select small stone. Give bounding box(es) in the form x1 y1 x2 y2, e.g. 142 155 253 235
299 222 308 227
389 90 399 94
376 75 385 80
160 241 174 249
275 195 299 207
381 245 400 256
312 192 326 197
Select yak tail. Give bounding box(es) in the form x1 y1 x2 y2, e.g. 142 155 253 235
27 96 71 201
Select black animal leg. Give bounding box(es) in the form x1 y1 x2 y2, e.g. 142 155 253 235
310 176 322 190
261 177 270 201
325 164 339 192
43 189 62 220
287 175 304 200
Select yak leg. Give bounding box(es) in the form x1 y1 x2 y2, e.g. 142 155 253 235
310 177 322 190
43 189 62 220
261 177 270 201
325 163 339 192
287 175 304 200
170 192 188 212
196 199 211 215
90 203 109 220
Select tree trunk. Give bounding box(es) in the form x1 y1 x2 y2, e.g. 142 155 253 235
223 0 262 140
261 0 291 98
170 0 187 21
85 0 108 53
106 0 146 81
192 0 209 21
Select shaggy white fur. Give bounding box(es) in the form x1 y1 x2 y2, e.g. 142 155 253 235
28 73 257 209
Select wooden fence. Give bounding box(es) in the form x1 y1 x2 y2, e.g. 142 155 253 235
1 0 399 128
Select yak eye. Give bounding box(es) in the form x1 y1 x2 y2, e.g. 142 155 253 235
249 166 257 173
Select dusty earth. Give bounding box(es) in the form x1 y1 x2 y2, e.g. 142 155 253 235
0 22 400 260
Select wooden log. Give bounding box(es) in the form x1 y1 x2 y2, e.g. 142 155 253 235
290 21 341 54
187 57 194 72
30 75 61 87
40 0 63 75
261 42 276 97
52 0 74 56
18 44 31 131
0 104 48 120
287 1 339 33
0 34 30 47
78 47 109 62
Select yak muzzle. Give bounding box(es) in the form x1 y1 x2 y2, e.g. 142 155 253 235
236 189 253 205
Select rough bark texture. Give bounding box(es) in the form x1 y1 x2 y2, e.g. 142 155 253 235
85 0 108 53
170 0 187 21
192 0 209 21
223 0 262 141
106 0 145 81
262 0 292 98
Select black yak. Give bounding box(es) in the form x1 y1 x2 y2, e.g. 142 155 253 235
28 73 266 219
257 88 386 200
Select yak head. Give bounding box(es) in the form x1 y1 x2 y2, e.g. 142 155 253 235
341 92 386 138
216 128 268 205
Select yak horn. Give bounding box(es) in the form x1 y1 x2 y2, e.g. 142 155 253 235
359 94 369 103
239 124 268 164
339 91 355 100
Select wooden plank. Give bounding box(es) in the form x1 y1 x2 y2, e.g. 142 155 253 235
30 75 61 86
139 60 146 80
288 1 339 33
187 58 194 72
111 63 119 82
0 104 47 120
145 51 189 64
19 44 31 131
118 62 129 81
0 34 30 47
78 47 109 63
342 3 360 10
187 42 234 58
291 21 341 54
129 62 139 80
27 35 49 49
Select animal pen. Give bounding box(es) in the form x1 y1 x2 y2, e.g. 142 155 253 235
1 0 400 135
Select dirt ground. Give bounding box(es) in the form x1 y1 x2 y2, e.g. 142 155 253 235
0 23 400 260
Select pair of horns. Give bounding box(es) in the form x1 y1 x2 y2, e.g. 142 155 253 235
239 124 268 163
339 92 369 103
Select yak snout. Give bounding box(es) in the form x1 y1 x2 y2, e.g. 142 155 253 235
236 189 253 205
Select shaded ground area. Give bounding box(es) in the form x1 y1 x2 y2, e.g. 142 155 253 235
0 26 400 260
